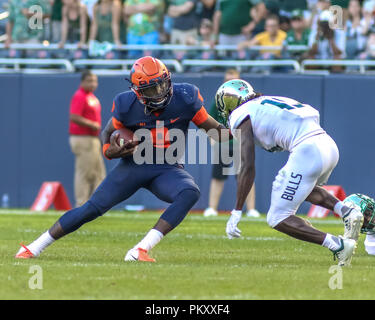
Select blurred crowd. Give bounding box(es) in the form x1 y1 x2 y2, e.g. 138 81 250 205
1 0 375 68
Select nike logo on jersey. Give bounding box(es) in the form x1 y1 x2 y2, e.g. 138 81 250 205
170 117 180 123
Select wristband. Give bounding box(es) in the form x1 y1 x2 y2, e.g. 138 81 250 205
102 143 111 160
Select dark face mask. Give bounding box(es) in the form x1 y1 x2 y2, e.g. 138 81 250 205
138 80 170 104
137 76 172 114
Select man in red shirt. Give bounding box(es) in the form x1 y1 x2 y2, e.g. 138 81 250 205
69 70 106 207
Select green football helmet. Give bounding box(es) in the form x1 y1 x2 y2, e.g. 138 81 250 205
215 79 256 127
343 194 375 234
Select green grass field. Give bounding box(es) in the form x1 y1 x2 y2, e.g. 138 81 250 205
1 209 374 300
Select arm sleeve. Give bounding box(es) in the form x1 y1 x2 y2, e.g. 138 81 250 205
208 101 218 119
191 87 209 126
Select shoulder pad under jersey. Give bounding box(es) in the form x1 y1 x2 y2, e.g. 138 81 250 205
174 83 198 106
113 90 137 114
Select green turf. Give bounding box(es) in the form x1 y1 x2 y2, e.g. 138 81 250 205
0 209 374 300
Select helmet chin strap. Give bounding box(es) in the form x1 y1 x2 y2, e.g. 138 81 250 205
143 99 167 115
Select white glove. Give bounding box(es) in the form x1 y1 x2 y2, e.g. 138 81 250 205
226 209 242 239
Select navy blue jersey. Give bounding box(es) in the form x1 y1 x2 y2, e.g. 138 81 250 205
111 83 209 150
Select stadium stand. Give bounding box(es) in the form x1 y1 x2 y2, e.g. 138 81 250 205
1 0 375 73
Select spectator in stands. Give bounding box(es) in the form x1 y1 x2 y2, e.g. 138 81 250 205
59 0 88 48
196 0 216 22
362 0 375 32
81 0 98 20
307 9 346 60
50 0 63 43
238 14 287 59
167 0 199 45
69 70 106 208
308 0 331 30
185 18 216 69
284 9 311 60
203 68 260 218
186 17 214 44
359 26 375 59
279 15 291 33
124 0 163 59
212 0 266 47
246 0 279 36
5 0 51 48
331 0 350 21
345 0 369 59
89 0 122 46
278 0 309 19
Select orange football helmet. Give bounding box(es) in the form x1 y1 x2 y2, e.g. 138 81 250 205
130 56 172 114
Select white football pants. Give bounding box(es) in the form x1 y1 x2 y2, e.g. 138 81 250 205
365 234 375 255
267 133 339 228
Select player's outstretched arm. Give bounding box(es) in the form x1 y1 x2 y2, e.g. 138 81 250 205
226 116 255 239
234 116 255 211
196 115 232 142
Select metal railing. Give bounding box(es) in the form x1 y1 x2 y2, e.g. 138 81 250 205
72 58 183 72
0 43 309 52
182 59 301 72
301 59 375 74
0 47 374 75
0 58 74 72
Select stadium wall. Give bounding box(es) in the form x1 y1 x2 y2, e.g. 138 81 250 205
1 73 374 214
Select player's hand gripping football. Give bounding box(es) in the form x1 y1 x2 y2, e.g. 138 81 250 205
226 210 242 239
106 133 137 159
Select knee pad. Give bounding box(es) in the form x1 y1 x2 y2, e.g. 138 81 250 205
59 201 102 234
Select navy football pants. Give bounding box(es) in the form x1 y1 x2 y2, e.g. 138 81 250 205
59 158 200 234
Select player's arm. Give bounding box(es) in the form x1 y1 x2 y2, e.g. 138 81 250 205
101 117 136 159
190 86 231 141
234 116 255 210
196 114 232 142
226 116 255 239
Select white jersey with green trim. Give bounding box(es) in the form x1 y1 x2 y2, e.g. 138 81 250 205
229 95 326 152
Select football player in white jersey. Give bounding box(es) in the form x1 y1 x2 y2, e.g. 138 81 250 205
215 79 364 266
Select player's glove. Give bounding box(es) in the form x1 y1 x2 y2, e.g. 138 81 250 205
226 209 242 239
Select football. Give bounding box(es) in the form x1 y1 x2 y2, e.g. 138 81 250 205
111 128 138 148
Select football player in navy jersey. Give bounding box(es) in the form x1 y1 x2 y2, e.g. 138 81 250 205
16 56 230 262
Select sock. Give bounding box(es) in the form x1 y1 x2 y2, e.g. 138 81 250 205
27 231 55 256
333 201 351 218
135 229 163 252
322 233 342 251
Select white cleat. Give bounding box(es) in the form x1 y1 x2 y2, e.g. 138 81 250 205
246 209 260 218
124 248 138 261
331 236 357 267
203 207 218 217
342 208 364 241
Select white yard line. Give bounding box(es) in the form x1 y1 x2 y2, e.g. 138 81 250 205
0 209 343 225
